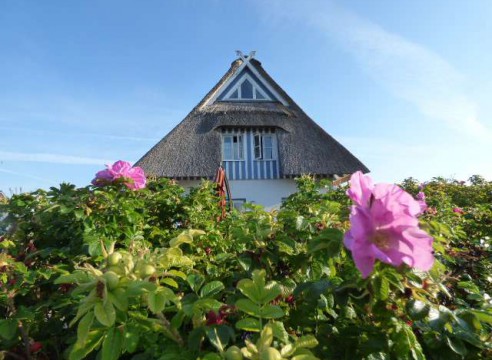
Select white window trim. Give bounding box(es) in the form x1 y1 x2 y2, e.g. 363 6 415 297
203 58 288 107
222 134 245 161
232 198 247 211
253 133 278 161
223 73 272 101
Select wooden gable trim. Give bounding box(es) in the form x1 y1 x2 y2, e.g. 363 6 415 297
203 58 288 107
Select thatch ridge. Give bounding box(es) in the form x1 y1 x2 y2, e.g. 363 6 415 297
135 57 369 179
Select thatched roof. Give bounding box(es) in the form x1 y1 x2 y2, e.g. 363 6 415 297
136 56 369 179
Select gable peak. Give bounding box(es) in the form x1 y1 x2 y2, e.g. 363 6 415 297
236 50 256 62
205 51 288 106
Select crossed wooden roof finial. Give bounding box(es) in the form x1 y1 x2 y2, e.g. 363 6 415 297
236 50 256 62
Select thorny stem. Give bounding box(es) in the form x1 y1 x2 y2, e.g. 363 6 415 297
7 297 32 360
19 321 32 360
156 312 184 347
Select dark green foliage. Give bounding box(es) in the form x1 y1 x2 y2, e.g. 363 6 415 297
0 175 490 359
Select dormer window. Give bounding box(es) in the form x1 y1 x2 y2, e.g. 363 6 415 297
223 134 244 160
254 133 276 160
223 74 272 101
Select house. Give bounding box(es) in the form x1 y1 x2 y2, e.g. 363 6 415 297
136 52 368 208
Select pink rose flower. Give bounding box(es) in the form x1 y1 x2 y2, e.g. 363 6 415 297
344 171 434 278
92 160 146 190
453 207 464 214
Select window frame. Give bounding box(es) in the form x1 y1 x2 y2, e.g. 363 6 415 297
254 133 277 160
222 134 244 161
231 198 247 211
223 74 271 101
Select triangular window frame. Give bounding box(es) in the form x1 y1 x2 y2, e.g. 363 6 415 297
223 73 272 101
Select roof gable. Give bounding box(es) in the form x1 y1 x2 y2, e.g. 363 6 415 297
136 52 369 179
218 68 276 102
204 51 288 106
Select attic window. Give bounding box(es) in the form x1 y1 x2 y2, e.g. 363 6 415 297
223 134 244 160
254 133 275 160
223 74 272 101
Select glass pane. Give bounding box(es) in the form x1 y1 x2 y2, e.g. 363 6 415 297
255 89 265 99
229 89 239 99
241 79 253 99
237 136 243 159
263 136 273 159
223 137 232 159
232 135 243 160
233 199 246 210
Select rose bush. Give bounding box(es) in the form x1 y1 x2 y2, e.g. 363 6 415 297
0 172 490 359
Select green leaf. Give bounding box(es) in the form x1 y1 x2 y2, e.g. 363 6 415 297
261 283 282 304
269 321 289 343
108 289 128 312
54 272 90 284
445 336 468 357
0 319 18 340
470 310 492 324
69 329 105 360
307 229 343 255
148 291 166 314
171 311 186 329
373 276 389 301
94 301 116 327
259 325 274 348
200 281 225 298
295 216 305 230
392 323 420 356
191 298 223 314
237 271 281 305
252 270 266 289
236 299 261 317
238 255 252 271
102 327 123 360
167 269 187 280
215 253 234 263
169 232 193 247
77 311 94 345
13 262 28 274
236 317 261 332
237 279 262 303
123 324 140 353
126 280 157 296
295 335 318 349
161 277 179 289
189 229 206 237
188 327 206 352
187 274 205 293
206 327 227 353
70 297 96 327
259 305 284 319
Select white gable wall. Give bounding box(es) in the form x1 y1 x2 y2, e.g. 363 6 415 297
179 179 298 210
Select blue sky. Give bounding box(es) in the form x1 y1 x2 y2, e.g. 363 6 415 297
1 0 491 193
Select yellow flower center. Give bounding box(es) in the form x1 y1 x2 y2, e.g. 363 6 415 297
371 231 391 250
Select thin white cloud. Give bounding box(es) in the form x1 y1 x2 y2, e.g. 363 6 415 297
0 167 55 184
0 126 160 142
0 151 113 165
258 0 492 140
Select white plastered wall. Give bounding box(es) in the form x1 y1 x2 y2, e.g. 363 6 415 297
179 179 298 210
